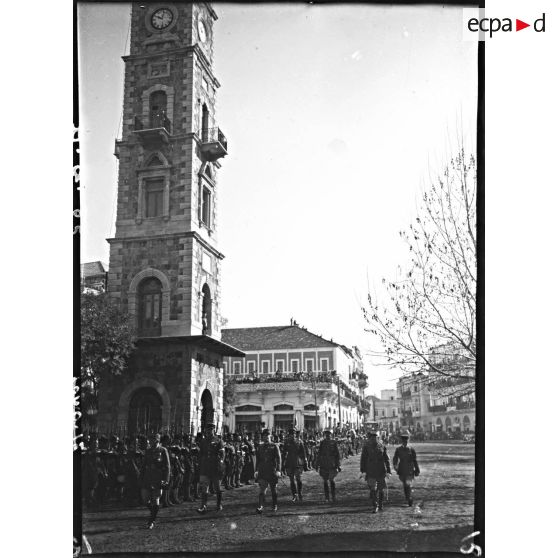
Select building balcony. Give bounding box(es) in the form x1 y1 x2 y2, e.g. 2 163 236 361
428 404 447 413
401 390 412 398
456 400 476 410
132 114 171 146
402 409 413 417
200 127 228 161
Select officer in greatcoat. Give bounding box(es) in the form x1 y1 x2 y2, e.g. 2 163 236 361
317 429 341 503
360 431 391 513
196 423 225 514
283 427 308 502
393 429 420 506
255 429 282 513
139 433 170 529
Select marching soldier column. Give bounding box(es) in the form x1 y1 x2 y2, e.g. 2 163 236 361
82 427 422 526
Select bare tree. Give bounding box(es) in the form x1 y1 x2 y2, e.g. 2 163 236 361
363 148 476 397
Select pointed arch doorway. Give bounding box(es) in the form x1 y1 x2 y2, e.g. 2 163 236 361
200 389 214 429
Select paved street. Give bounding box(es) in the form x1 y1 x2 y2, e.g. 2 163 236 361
83 442 475 555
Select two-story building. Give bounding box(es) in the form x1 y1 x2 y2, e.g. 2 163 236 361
220 323 370 433
367 389 399 433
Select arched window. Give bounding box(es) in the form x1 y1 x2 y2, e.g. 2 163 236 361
201 283 212 335
463 415 471 431
150 91 167 128
139 278 162 336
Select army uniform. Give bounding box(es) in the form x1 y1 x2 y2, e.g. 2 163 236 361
233 435 245 487
255 430 282 513
169 446 184 504
139 435 170 528
360 432 391 513
197 426 225 513
240 436 255 484
393 431 420 506
317 431 341 502
284 429 308 502
223 437 235 490
180 444 194 501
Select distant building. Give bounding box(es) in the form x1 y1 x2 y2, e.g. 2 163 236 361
221 323 370 433
397 369 476 435
365 389 399 433
81 261 108 293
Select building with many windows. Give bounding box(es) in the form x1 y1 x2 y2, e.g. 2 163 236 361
396 373 475 435
366 389 400 433
220 323 370 433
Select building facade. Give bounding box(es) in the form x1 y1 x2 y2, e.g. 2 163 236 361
220 324 370 433
98 2 243 436
397 373 476 435
366 389 400 433
81 261 108 293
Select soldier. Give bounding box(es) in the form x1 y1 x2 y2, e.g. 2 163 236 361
255 429 282 513
393 430 420 506
360 431 391 513
233 433 245 488
223 434 235 490
283 427 308 503
241 433 256 484
180 435 194 501
197 423 226 514
139 433 170 529
317 430 341 503
169 444 184 504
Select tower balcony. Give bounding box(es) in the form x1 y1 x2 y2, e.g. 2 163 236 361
132 114 171 146
200 127 228 161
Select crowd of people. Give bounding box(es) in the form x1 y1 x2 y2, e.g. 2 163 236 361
81 426 419 530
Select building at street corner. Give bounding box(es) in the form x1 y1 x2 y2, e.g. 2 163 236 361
396 371 476 436
365 389 400 433
97 2 244 436
220 322 370 433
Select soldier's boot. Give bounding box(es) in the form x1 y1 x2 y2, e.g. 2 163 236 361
216 491 223 511
197 493 208 514
407 486 413 507
297 479 303 502
257 493 264 514
371 489 378 513
323 481 330 502
290 478 298 502
404 485 412 506
378 490 384 511
271 489 278 512
330 481 336 503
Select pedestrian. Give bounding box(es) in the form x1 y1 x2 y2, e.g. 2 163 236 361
197 423 225 514
283 427 308 503
360 430 391 513
255 429 282 513
317 429 341 503
139 433 170 529
392 429 420 506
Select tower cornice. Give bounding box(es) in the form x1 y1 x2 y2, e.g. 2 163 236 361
122 44 220 88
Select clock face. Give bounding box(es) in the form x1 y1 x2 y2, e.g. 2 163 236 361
197 18 207 43
151 8 174 30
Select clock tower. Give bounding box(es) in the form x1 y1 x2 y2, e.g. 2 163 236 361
98 2 243 436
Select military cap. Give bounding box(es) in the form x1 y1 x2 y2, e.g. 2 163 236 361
400 430 411 438
368 430 379 437
204 422 216 429
149 432 161 441
323 429 332 434
261 428 270 436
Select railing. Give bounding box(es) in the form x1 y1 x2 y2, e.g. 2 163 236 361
135 113 171 134
201 126 227 150
456 400 475 410
428 404 447 413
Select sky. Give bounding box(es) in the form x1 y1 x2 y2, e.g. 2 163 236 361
78 2 477 395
